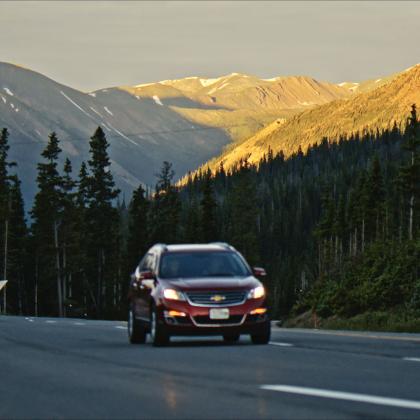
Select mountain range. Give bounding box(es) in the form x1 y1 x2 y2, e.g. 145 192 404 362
192 64 420 176
0 61 415 203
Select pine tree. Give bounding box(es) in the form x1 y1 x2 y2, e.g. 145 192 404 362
227 166 259 264
31 132 65 316
85 127 120 318
74 161 91 315
398 104 420 240
59 158 79 316
149 161 180 244
365 155 385 242
200 169 218 242
6 175 27 315
126 184 149 269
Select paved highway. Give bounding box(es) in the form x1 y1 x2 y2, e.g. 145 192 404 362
1 315 420 419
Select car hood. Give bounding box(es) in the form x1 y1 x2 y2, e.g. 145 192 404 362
161 276 260 291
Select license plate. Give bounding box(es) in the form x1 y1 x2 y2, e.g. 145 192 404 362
209 308 230 320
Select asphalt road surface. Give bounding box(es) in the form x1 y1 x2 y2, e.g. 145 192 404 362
1 315 420 419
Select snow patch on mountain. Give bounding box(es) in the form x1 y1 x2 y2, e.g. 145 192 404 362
107 122 138 146
135 82 155 88
104 106 114 116
153 95 163 106
60 90 93 119
90 107 104 118
200 78 220 87
208 82 230 95
3 87 14 96
375 79 382 83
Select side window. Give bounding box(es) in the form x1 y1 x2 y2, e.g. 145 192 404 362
149 254 157 272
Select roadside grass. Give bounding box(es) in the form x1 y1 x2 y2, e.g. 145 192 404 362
283 310 420 333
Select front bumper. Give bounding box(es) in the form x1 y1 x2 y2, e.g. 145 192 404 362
157 297 269 336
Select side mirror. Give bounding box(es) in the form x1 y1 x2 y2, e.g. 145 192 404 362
135 267 155 281
253 267 267 277
139 270 154 280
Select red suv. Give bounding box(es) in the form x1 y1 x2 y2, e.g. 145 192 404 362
127 243 270 346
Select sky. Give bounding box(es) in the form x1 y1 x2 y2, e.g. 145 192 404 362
1 1 419 92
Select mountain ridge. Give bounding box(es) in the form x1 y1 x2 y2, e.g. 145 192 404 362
190 64 420 176
0 60 415 202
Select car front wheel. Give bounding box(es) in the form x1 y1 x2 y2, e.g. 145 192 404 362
150 305 170 347
128 307 146 344
250 321 271 345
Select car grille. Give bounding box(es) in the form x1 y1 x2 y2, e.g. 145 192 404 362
185 290 247 306
193 315 244 326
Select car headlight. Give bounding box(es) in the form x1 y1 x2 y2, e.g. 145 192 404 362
247 286 265 299
163 288 186 301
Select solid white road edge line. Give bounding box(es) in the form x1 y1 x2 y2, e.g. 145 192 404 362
260 385 420 410
403 357 420 362
269 342 294 347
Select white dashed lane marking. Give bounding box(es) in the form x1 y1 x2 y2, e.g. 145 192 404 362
114 326 126 330
260 385 420 410
269 342 294 347
403 357 420 363
45 320 57 324
73 322 85 326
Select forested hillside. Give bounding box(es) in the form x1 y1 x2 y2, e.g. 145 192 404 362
0 105 418 328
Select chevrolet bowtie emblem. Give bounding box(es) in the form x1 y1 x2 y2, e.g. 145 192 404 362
210 295 226 302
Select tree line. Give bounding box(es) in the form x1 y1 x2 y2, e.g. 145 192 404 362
1 105 419 321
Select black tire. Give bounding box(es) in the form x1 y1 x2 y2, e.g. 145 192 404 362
128 308 146 344
150 305 170 347
250 322 271 345
223 333 240 343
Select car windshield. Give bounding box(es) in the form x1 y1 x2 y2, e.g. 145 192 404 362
159 251 251 279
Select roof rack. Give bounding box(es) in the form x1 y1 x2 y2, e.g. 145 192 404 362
209 242 235 250
153 243 168 251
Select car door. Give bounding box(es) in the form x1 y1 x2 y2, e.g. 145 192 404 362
136 253 156 321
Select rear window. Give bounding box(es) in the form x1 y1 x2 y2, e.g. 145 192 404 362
159 251 250 279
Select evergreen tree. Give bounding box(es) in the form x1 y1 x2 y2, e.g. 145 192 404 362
74 161 91 315
227 165 259 264
60 158 79 316
365 155 385 242
85 127 120 318
200 169 218 242
126 184 149 269
149 161 180 244
6 175 27 315
398 104 420 240
31 132 64 316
